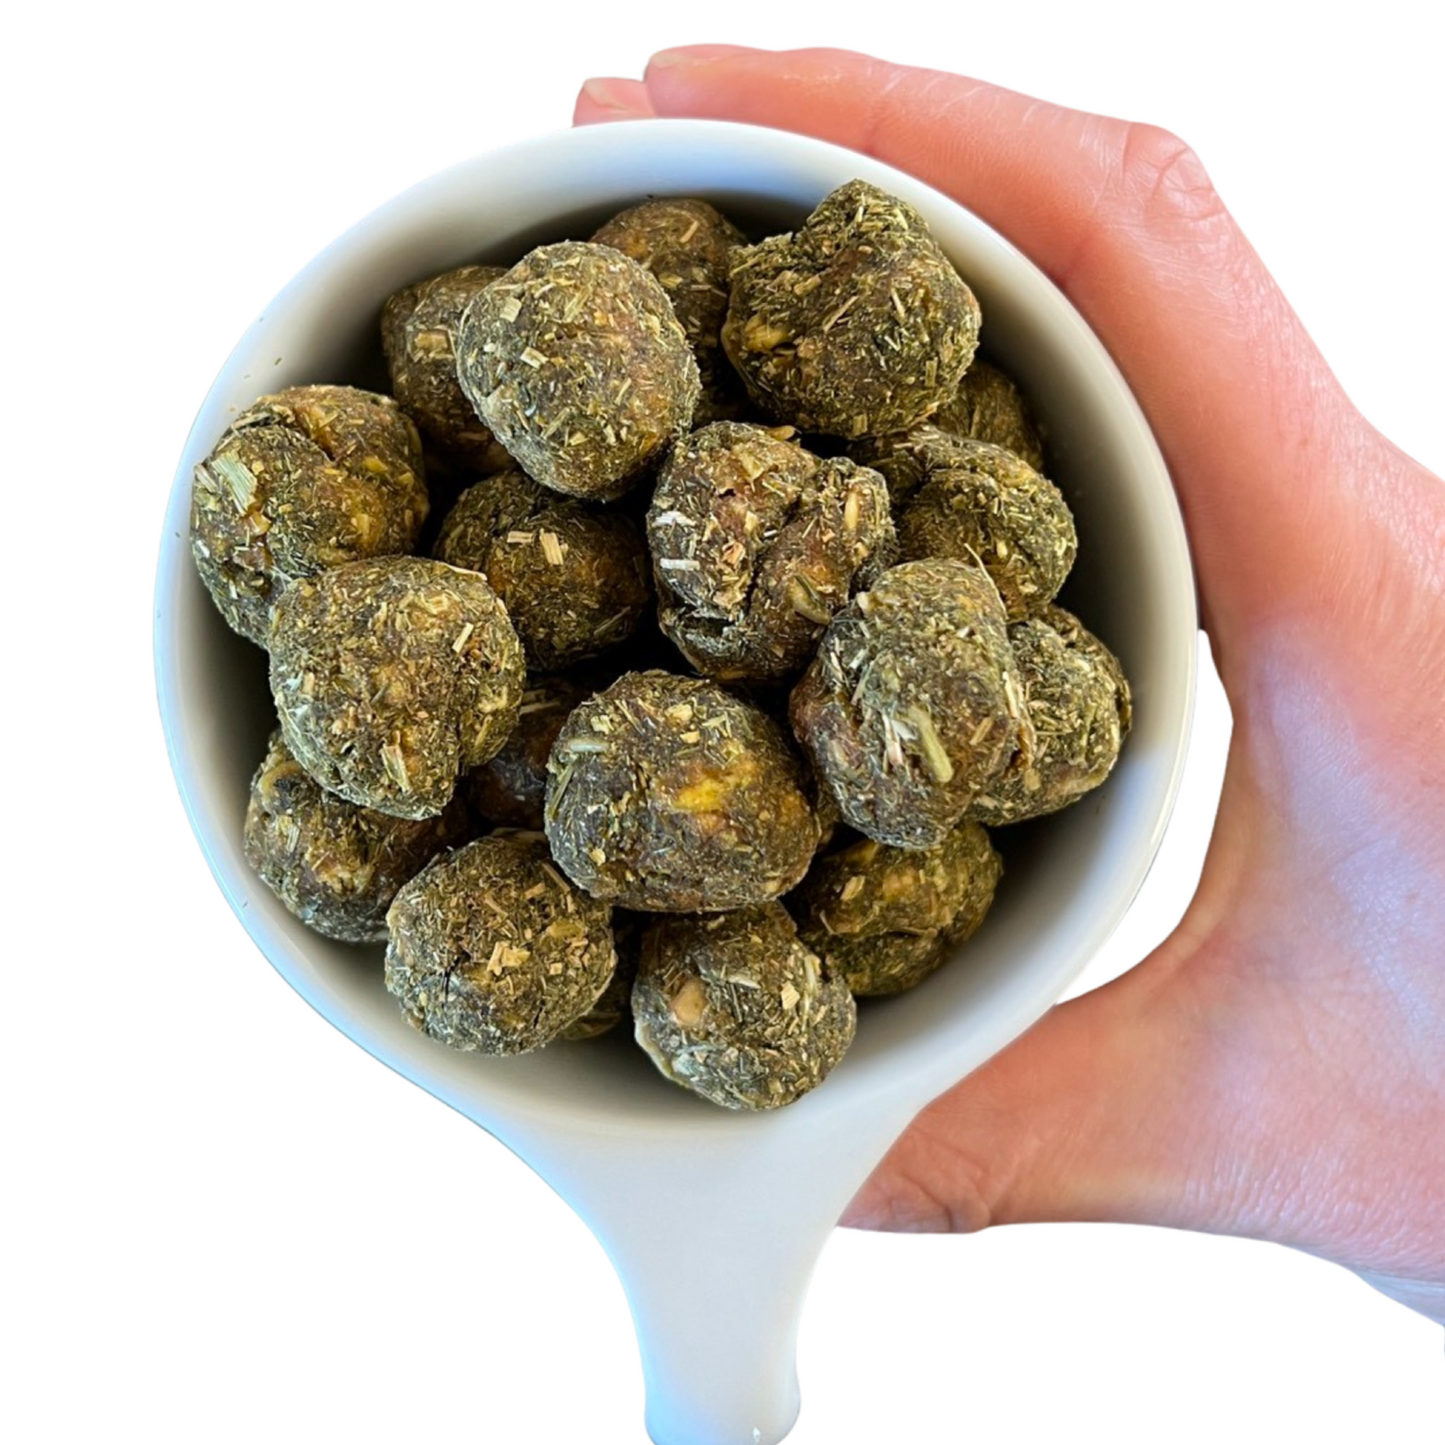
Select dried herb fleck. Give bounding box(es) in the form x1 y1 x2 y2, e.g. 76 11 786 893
591 198 748 424
545 670 820 911
269 557 524 819
243 731 471 943
790 558 1028 849
385 832 615 1055
789 822 1002 995
190 385 427 646
648 423 895 682
381 264 511 472
434 467 651 669
632 905 856 1109
722 180 980 438
455 241 700 500
969 606 1131 825
897 435 1076 619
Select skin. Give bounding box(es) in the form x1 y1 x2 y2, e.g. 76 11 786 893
576 47 1445 1324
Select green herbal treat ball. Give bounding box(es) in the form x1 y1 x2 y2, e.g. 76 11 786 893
789 558 1029 850
269 557 524 820
433 467 651 670
190 384 428 647
789 822 1002 996
722 180 980 438
243 731 471 943
847 362 1045 513
385 833 615 1056
455 241 700 501
897 435 1076 619
846 422 951 513
381 264 511 473
545 670 821 912
933 360 1046 472
464 673 592 832
969 606 1132 825
1066 605 1134 738
591 198 748 424
560 908 645 1042
649 422 895 682
632 905 857 1110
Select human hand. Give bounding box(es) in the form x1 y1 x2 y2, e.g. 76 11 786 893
576 46 1445 1323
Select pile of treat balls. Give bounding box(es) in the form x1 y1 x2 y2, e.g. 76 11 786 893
192 180 1131 1111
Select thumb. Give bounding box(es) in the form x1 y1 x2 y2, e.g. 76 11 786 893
841 936 1218 1233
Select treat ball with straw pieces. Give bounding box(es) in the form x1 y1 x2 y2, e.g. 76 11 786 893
455 241 700 500
790 558 1030 850
545 670 820 912
722 180 981 438
968 605 1132 826
381 264 511 472
648 422 894 682
789 821 1002 996
190 385 428 646
932 359 1046 471
897 434 1076 619
385 832 617 1056
243 731 471 944
591 197 749 424
434 467 651 670
632 905 857 1110
268 556 524 820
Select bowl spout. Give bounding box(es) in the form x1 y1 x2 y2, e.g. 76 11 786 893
525 1102 909 1445
625 1200 809 1445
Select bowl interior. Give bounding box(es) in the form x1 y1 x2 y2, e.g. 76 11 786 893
156 121 1195 1142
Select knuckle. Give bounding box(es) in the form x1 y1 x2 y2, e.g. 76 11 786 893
1118 122 1228 233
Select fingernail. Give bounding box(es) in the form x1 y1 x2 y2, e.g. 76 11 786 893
648 43 759 70
580 76 642 112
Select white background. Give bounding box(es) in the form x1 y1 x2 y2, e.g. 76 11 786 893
4 2 1442 1442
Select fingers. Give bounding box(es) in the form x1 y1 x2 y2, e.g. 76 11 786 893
573 77 654 126
578 48 1399 665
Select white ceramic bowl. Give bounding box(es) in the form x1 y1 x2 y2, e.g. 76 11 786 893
154 120 1195 1445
